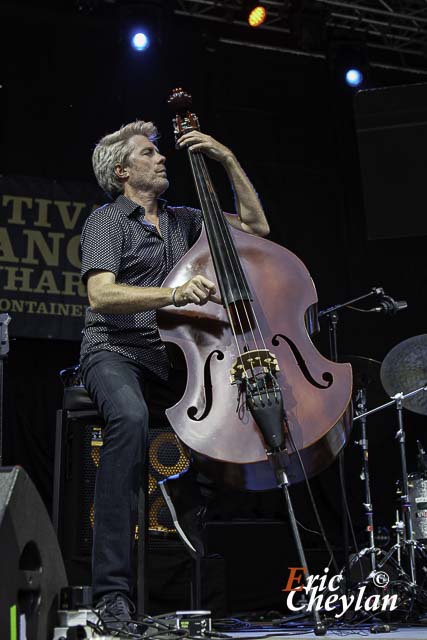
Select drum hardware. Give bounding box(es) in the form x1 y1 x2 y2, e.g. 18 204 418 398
355 333 427 593
354 385 427 585
391 508 405 568
408 473 427 542
346 376 420 596
373 525 391 549
380 334 427 417
380 336 427 585
345 356 390 575
354 386 377 574
377 501 422 583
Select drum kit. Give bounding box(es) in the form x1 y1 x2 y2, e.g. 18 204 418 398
349 334 427 598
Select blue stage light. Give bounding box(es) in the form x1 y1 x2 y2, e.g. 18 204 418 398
131 32 149 51
345 68 363 87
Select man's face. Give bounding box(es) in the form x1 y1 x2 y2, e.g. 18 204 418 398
122 134 169 196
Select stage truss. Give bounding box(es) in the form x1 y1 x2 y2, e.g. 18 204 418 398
174 1 427 74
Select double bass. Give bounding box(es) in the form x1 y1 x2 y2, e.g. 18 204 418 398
158 89 352 491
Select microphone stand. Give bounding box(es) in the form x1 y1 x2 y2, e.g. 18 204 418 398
317 287 384 321
318 287 383 592
0 314 11 467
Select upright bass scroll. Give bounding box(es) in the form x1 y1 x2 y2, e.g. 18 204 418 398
158 87 352 491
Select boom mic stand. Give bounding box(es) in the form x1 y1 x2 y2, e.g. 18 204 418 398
318 287 384 592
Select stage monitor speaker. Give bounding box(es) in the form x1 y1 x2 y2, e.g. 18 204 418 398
355 82 427 240
0 466 67 640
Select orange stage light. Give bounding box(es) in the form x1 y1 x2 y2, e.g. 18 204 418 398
248 5 267 28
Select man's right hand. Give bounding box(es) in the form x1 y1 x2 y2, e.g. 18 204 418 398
174 275 217 306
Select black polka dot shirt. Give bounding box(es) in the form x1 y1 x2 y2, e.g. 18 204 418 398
80 194 203 379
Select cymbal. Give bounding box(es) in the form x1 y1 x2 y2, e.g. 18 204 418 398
380 334 427 416
342 354 388 408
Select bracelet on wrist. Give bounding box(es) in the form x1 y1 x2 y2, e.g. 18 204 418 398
171 287 178 307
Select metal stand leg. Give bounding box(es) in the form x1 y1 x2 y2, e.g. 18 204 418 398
356 388 376 573
276 465 327 636
328 312 351 592
191 556 202 609
395 397 417 584
137 463 149 616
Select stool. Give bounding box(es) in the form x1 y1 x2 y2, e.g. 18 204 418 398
52 371 149 614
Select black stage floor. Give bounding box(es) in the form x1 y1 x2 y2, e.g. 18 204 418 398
227 627 427 639
70 628 427 640
89 632 427 640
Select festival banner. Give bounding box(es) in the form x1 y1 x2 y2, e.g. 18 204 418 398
0 175 105 340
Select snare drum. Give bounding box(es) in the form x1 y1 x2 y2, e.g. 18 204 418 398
408 473 427 540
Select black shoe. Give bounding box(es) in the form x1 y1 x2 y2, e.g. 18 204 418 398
94 591 135 636
159 471 207 557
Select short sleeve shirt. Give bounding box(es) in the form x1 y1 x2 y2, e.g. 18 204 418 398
80 194 203 379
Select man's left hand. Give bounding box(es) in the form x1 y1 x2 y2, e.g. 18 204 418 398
177 132 233 164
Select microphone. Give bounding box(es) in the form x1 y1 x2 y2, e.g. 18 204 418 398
368 294 407 315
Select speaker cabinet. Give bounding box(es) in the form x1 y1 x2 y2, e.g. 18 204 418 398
355 82 427 239
53 408 189 585
53 410 105 573
0 466 67 640
148 426 189 532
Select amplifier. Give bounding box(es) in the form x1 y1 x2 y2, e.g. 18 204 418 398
53 398 189 585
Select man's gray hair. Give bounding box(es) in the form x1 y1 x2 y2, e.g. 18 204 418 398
92 120 159 198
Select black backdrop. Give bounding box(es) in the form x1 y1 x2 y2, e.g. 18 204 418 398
2 0 427 609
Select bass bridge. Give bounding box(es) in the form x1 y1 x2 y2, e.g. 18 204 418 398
230 349 286 452
230 349 279 386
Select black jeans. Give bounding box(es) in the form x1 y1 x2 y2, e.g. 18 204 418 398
81 350 156 601
80 349 252 599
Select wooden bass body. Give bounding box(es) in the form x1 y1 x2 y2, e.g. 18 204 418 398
158 225 352 491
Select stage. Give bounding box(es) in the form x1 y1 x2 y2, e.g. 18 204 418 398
3 2 427 640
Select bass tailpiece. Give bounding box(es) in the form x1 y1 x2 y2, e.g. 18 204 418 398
231 349 287 453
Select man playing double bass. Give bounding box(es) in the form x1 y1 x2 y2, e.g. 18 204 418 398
80 119 269 633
